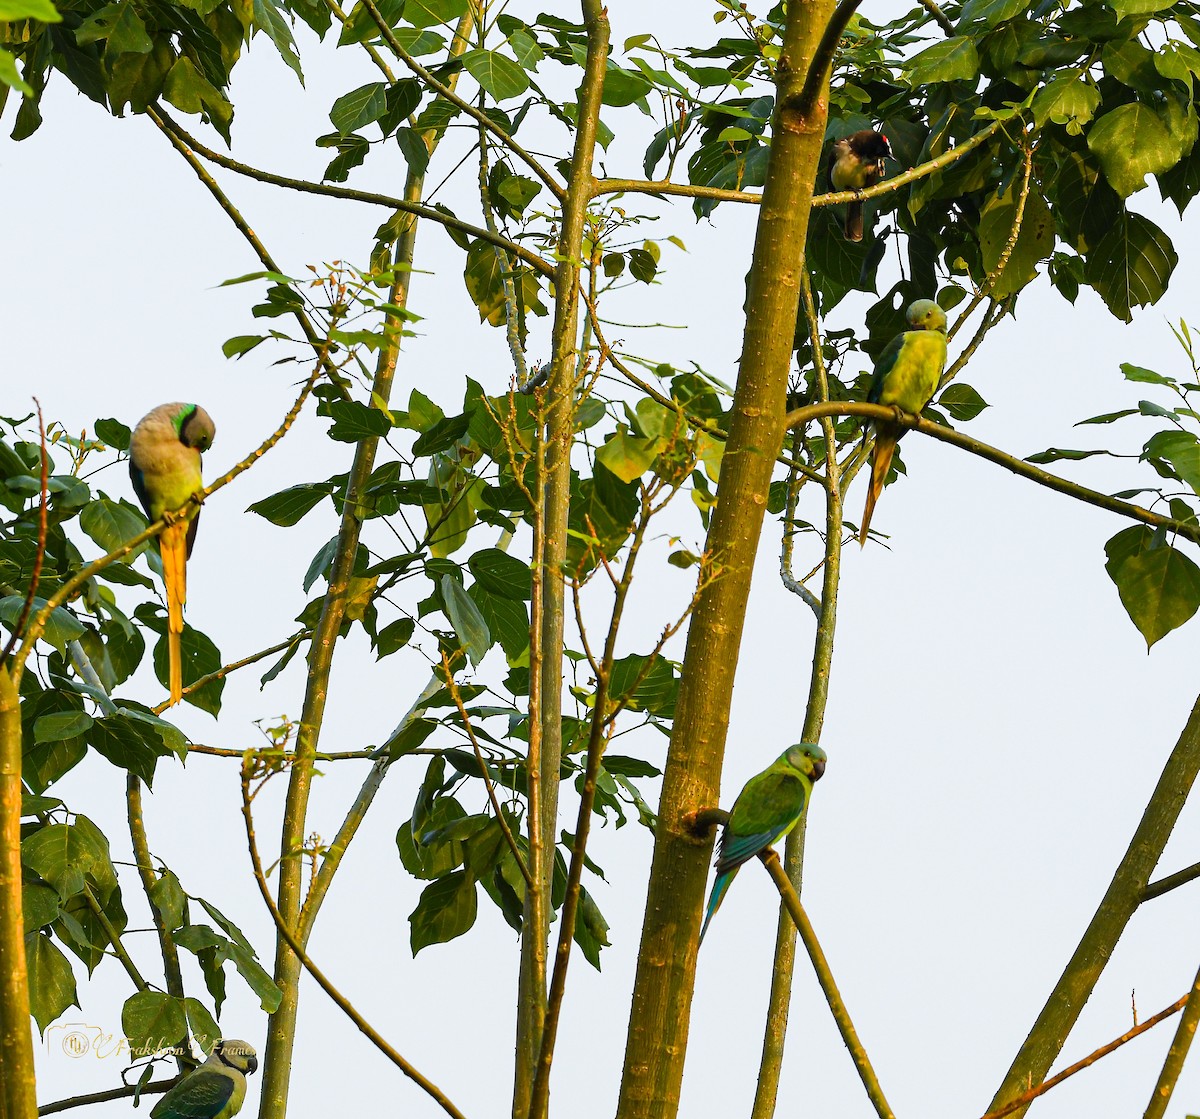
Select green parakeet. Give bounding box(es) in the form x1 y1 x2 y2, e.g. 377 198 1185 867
129 403 216 706
699 743 826 944
150 1039 257 1119
859 299 947 545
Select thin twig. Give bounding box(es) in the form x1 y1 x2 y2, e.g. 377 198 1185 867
152 110 554 279
357 0 564 199
441 652 532 885
1143 859 1200 901
978 995 1189 1119
783 402 1200 544
38 1079 176 1115
760 850 894 1119
239 761 470 1119
150 630 310 715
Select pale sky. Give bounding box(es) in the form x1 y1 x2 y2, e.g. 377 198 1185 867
6 2 1200 1117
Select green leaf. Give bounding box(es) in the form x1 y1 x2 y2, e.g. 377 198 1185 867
149 870 187 931
251 0 303 83
1077 409 1138 426
410 870 478 953
412 414 471 456
383 715 437 759
462 239 507 326
1144 430 1200 495
87 715 162 785
23 883 60 932
327 400 393 442
248 483 335 526
403 0 467 26
0 597 85 653
469 585 528 661
122 991 188 1054
79 497 147 556
937 383 989 422
0 0 59 17
33 712 94 744
222 334 266 359
978 186 1055 297
595 426 659 483
467 548 531 600
1122 363 1174 386
149 627 224 715
461 48 529 100
184 997 220 1055
0 49 33 96
602 63 652 106
903 37 979 86
1084 212 1177 322
1088 104 1178 198
1024 447 1109 464
93 418 131 450
573 884 610 969
330 81 388 134
1106 532 1200 647
374 617 416 657
1032 75 1099 133
25 932 78 1033
22 823 109 900
441 575 491 667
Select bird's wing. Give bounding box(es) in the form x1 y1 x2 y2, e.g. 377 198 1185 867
151 1069 235 1119
716 771 807 872
129 460 151 520
867 334 906 404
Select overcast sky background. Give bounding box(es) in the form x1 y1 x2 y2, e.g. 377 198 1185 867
6 1 1200 1117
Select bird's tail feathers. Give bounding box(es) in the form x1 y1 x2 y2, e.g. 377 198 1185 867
160 523 188 706
844 201 864 242
859 434 896 546
698 869 737 947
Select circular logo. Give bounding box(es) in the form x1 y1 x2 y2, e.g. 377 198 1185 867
61 1032 90 1059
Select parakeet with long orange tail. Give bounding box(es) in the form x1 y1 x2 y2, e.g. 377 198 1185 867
129 403 216 706
699 743 826 945
859 299 947 545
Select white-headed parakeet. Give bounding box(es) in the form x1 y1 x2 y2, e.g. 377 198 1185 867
699 743 826 944
859 299 947 545
129 403 216 707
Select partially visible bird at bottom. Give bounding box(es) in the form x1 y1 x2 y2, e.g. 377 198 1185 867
830 129 894 242
129 403 217 707
150 1038 258 1119
699 743 827 945
860 298 948 546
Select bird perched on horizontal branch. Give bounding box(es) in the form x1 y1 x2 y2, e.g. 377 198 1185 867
151 1038 257 1119
859 299 948 545
830 129 894 242
699 743 826 944
129 402 216 706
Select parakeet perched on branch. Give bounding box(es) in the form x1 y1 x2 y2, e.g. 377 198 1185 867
699 743 826 944
830 129 893 241
150 1039 257 1119
859 299 947 546
129 403 216 706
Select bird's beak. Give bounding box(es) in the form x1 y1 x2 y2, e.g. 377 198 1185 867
811 758 826 782
247 1056 259 1076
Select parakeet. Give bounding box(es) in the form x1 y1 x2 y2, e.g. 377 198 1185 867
129 403 216 707
859 299 947 546
830 129 894 242
699 743 827 944
150 1039 257 1119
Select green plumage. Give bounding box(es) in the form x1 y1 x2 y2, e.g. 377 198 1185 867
860 299 948 544
151 1039 256 1119
699 744 826 944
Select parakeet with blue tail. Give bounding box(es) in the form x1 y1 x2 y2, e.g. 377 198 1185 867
129 403 216 707
151 1039 257 1119
859 299 947 546
699 743 826 944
